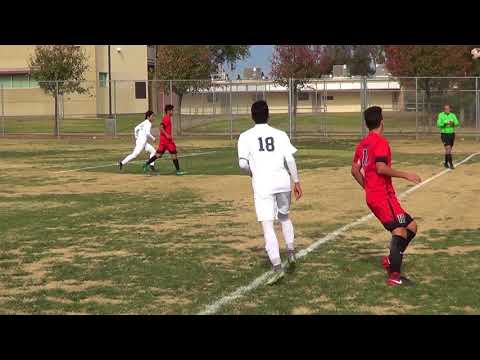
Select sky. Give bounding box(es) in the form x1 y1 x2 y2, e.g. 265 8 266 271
227 45 273 78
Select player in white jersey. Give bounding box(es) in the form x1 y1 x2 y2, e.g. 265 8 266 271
119 110 157 171
237 100 303 285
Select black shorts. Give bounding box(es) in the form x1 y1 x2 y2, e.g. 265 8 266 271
441 133 455 147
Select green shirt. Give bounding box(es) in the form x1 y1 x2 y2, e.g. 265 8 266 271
437 112 460 134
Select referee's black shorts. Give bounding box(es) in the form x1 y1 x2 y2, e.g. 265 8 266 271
441 133 455 147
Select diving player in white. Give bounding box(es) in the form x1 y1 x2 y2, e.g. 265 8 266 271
237 100 303 285
119 110 157 171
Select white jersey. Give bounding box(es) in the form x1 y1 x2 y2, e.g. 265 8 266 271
134 119 153 140
238 124 297 196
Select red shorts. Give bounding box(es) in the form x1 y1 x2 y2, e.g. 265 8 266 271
367 193 413 232
157 142 177 154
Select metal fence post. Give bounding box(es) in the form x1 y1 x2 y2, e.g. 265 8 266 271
288 78 293 139
113 80 117 137
475 77 480 141
55 81 60 138
1 84 4 136
415 77 419 140
229 81 233 140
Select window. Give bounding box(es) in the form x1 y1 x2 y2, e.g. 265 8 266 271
99 72 108 88
0 75 12 88
327 96 334 101
12 74 29 88
298 92 309 101
135 81 147 99
207 93 215 103
0 74 39 89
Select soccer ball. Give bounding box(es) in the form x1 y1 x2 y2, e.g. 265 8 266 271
471 48 480 59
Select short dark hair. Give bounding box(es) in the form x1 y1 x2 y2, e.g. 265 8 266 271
364 106 383 130
165 104 174 113
145 110 154 119
251 100 269 124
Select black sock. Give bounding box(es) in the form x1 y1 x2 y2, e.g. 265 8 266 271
448 154 453 165
173 159 180 171
146 155 159 165
445 154 449 164
389 235 408 273
398 229 417 254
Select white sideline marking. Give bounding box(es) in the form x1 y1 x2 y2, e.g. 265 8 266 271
53 151 218 174
198 152 480 315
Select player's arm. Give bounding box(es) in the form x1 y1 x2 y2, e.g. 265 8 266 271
351 146 364 188
437 114 446 128
376 162 421 184
237 136 251 176
284 153 302 200
160 121 172 140
351 161 364 189
453 113 461 127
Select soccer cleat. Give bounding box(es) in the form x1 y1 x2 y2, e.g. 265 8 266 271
448 163 455 170
118 161 123 171
444 162 449 169
387 272 403 286
176 170 186 176
266 268 285 286
142 163 149 173
382 256 391 274
149 165 157 172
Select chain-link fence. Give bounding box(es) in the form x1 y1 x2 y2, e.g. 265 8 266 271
1 77 479 139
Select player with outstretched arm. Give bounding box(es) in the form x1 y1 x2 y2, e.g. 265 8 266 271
237 100 303 286
351 106 421 286
118 110 157 171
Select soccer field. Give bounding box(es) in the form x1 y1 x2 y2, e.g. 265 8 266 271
1 136 480 314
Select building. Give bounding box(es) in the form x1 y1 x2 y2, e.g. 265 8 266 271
181 77 402 115
0 45 148 117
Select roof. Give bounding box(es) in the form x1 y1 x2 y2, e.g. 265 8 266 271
0 68 31 75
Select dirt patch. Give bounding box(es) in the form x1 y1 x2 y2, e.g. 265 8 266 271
291 306 314 315
79 296 124 305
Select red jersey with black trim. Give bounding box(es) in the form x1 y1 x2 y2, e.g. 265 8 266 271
160 115 173 144
353 132 395 198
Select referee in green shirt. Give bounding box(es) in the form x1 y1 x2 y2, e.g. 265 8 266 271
437 104 460 169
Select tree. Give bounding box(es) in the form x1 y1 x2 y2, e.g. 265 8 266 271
154 45 250 134
271 45 330 134
349 46 375 76
385 45 479 129
29 45 89 136
323 45 353 73
155 46 213 135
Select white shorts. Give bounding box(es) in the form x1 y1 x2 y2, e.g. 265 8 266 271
254 192 291 222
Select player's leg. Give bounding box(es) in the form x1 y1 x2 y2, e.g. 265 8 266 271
255 194 284 285
144 143 157 170
144 145 165 171
169 143 185 175
448 134 455 169
120 139 145 168
275 192 296 268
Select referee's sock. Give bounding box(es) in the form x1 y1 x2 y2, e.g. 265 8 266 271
444 154 449 165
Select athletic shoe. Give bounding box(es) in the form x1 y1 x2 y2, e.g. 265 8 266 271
142 163 149 173
387 272 403 286
118 161 123 171
444 162 449 169
149 165 156 172
448 163 455 170
266 269 285 286
399 275 415 286
176 170 186 176
382 256 391 274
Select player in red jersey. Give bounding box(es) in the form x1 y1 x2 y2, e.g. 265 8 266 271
351 106 421 286
144 104 185 176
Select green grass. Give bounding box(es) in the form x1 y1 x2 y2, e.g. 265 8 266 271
1 136 479 314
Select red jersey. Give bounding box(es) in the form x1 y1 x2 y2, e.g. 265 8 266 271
353 132 395 198
160 115 173 144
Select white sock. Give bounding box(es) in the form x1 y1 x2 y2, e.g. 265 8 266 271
261 221 281 267
121 153 136 165
280 218 295 251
